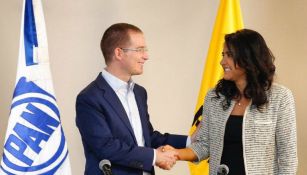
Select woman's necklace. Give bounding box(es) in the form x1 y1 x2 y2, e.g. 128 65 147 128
236 97 251 107
236 98 244 106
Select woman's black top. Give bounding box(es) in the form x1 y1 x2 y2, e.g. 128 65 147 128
220 115 245 175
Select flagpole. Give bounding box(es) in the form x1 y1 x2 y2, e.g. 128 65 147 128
189 0 244 174
0 0 71 174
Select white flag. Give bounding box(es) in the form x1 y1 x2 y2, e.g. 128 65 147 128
0 0 71 174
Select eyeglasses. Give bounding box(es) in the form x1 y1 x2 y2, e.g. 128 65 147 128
120 47 148 53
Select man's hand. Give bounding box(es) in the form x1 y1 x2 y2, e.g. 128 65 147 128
155 147 178 170
157 145 175 152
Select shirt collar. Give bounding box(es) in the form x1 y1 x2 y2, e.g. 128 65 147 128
101 69 135 92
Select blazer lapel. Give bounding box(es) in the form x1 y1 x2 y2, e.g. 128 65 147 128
95 73 137 143
134 86 151 147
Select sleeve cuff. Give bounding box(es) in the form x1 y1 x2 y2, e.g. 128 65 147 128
152 149 156 166
186 136 191 146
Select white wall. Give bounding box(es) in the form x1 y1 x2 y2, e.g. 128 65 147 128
1 0 306 174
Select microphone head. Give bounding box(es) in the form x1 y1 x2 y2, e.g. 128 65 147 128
99 159 111 171
217 164 229 175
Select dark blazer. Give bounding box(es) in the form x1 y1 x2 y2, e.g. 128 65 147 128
76 73 187 175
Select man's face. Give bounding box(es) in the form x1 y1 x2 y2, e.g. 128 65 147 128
120 31 149 76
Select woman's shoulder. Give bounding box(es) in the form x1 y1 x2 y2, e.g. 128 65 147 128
205 88 219 99
207 88 216 95
204 88 225 104
269 83 294 100
270 83 293 94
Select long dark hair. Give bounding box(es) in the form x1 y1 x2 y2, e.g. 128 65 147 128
215 29 276 110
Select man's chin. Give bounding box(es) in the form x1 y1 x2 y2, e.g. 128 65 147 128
132 71 143 76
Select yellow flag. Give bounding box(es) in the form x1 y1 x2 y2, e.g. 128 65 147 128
189 0 244 174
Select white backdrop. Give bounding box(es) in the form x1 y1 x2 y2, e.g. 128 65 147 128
1 0 306 174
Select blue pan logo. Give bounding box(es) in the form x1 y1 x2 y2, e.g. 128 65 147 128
1 77 68 174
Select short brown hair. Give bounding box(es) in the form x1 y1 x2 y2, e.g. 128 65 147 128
100 23 143 64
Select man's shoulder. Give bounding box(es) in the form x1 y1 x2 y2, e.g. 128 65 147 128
77 74 106 99
79 80 99 95
133 83 148 96
134 83 146 91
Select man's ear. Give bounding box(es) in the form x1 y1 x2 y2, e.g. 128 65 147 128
114 47 123 61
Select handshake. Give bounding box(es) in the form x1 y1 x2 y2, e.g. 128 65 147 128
155 145 180 170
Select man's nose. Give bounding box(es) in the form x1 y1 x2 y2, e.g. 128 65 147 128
143 52 149 60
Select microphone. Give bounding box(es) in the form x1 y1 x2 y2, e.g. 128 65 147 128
99 159 112 175
217 164 229 175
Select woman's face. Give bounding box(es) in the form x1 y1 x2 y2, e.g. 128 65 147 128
220 44 246 84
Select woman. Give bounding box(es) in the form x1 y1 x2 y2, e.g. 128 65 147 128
175 29 298 174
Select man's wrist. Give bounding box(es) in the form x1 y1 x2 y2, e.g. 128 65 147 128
152 149 156 166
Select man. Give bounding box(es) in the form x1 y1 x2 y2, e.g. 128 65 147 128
76 23 188 175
